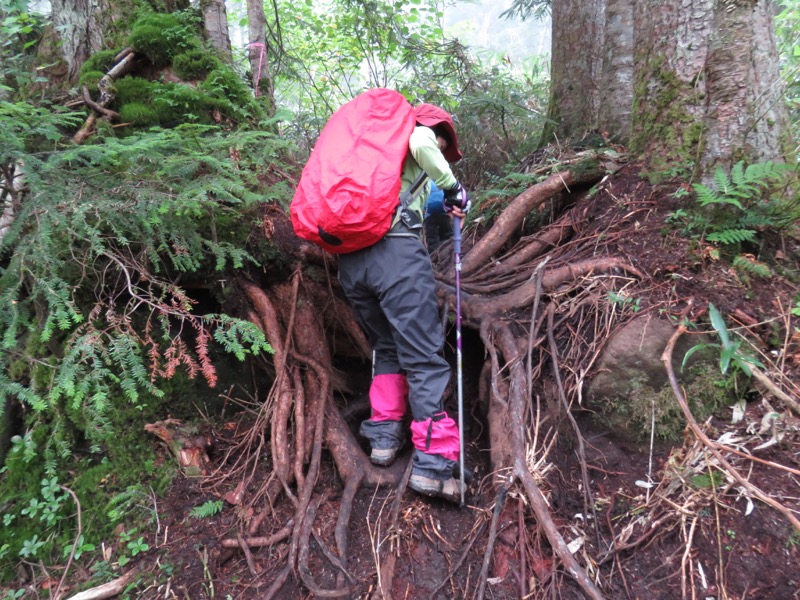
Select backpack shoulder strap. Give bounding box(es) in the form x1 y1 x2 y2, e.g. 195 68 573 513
399 171 429 209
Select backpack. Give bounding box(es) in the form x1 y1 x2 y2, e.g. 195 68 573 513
290 88 424 254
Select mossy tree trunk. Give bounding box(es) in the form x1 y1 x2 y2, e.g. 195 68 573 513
543 0 790 176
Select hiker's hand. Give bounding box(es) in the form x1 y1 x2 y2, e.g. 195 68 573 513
443 183 470 213
450 205 467 220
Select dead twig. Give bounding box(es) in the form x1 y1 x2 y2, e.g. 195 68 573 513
750 367 800 416
474 483 510 600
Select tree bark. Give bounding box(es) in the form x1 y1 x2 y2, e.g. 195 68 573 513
247 0 274 102
202 0 233 62
598 0 634 143
700 0 789 173
545 0 790 175
50 0 108 83
541 0 606 144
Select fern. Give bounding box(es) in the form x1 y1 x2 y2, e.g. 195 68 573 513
691 160 793 249
0 107 281 466
706 229 757 245
189 499 223 519
732 254 772 279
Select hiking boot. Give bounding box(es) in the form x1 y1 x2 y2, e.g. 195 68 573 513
453 463 475 485
408 474 466 504
370 447 399 467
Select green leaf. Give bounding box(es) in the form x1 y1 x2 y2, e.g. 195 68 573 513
682 343 715 370
708 303 731 349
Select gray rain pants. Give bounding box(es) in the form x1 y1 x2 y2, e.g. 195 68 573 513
338 233 457 480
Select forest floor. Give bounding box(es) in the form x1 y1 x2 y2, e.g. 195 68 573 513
134 400 800 600
23 163 800 599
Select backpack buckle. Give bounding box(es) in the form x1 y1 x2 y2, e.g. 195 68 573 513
399 208 422 230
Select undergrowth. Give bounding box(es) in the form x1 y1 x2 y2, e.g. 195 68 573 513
0 106 286 583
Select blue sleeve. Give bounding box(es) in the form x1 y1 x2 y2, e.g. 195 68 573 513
425 181 446 217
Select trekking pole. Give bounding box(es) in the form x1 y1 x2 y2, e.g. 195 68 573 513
453 215 466 507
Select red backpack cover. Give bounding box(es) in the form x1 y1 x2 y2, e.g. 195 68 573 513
290 88 416 254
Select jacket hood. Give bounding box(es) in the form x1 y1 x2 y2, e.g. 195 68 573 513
413 103 462 163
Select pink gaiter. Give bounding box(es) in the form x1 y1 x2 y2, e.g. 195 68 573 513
369 373 409 421
410 412 460 462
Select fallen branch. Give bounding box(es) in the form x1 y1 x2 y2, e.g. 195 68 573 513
64 571 135 600
73 49 138 144
750 367 800 416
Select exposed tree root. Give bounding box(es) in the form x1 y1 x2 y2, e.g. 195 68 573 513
493 322 606 600
474 484 509 600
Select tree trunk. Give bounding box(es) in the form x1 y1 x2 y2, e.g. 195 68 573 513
50 0 108 83
598 0 634 143
541 0 606 145
202 0 232 62
545 0 790 175
247 0 274 103
700 0 789 173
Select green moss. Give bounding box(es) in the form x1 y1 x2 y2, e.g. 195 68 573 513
119 102 160 127
594 364 745 445
129 24 174 67
0 379 179 581
630 52 704 181
172 49 222 81
128 13 199 68
79 70 105 89
80 49 119 77
114 76 155 105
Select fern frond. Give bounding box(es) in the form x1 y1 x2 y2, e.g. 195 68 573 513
713 166 733 197
693 182 744 209
732 254 772 278
189 500 223 518
706 229 756 245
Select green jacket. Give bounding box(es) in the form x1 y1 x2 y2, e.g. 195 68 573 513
397 126 458 223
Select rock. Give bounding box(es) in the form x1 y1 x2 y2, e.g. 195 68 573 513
586 314 712 445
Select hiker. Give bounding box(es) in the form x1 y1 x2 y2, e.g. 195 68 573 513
423 180 454 253
337 103 469 503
